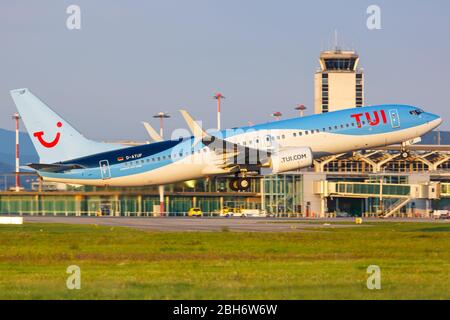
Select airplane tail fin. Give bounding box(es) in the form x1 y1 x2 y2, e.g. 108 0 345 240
10 88 119 164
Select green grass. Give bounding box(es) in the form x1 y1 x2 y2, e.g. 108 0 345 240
0 222 449 299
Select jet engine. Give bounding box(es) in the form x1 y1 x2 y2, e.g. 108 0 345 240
270 147 313 173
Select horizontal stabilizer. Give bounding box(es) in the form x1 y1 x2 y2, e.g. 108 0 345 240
27 163 85 172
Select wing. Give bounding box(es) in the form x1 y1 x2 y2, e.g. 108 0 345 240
179 109 271 172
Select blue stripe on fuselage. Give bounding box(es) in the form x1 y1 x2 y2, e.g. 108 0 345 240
59 139 183 167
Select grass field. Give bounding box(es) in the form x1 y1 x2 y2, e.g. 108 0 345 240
0 221 449 299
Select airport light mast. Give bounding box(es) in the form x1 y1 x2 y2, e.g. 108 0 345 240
153 112 171 216
295 104 306 117
12 112 21 192
271 111 282 121
153 112 170 137
213 93 225 130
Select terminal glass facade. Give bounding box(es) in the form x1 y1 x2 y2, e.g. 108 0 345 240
263 174 303 215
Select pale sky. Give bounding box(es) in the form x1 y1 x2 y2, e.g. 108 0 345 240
1 0 449 141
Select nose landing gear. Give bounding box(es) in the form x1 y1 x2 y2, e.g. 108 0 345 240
400 141 411 159
401 150 410 159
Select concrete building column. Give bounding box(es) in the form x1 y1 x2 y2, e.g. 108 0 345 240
114 195 119 216
165 195 170 215
260 177 266 213
137 195 142 217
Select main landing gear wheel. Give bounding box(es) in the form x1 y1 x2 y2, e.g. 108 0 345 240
229 177 252 191
229 179 239 191
238 178 251 191
401 150 410 159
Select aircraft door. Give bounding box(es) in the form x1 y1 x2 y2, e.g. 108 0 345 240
99 160 111 180
389 109 401 128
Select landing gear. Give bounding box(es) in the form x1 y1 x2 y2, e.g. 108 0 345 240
229 177 251 191
400 142 410 159
401 150 410 159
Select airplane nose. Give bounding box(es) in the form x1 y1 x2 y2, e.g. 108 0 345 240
428 113 443 129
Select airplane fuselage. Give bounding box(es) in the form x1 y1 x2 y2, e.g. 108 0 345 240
37 104 442 186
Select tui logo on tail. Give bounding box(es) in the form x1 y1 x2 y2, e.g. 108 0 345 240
33 122 62 148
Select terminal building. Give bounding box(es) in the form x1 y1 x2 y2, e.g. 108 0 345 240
1 148 449 218
0 47 448 218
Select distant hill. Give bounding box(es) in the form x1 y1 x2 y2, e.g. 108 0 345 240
419 130 450 145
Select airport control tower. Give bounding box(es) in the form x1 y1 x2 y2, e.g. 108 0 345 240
314 46 364 114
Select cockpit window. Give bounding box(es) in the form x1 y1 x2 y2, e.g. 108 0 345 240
409 109 424 115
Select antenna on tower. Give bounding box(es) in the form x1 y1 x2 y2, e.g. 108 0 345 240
334 29 339 51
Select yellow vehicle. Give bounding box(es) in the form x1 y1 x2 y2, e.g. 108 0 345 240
219 206 234 217
187 207 203 217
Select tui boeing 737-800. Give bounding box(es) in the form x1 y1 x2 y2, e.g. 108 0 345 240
10 88 442 191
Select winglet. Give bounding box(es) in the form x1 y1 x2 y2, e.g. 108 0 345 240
142 121 163 142
179 109 211 145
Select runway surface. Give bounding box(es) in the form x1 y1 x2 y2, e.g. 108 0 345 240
21 216 372 232
20 216 448 232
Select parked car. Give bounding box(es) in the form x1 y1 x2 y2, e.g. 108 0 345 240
187 207 203 217
433 210 449 219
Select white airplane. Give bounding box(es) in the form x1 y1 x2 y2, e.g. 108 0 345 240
11 88 442 191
